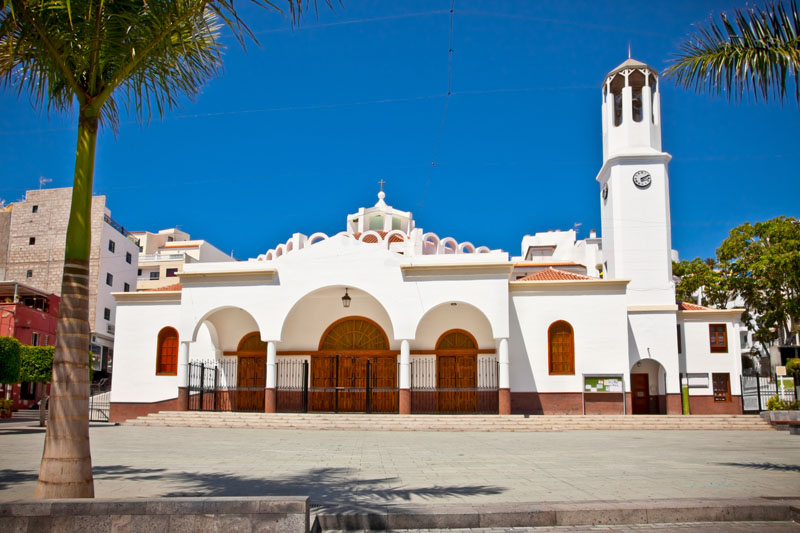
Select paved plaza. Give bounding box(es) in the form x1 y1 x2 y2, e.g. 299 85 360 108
1 421 798 510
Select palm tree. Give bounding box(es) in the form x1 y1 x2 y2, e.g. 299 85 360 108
0 0 325 499
664 0 800 104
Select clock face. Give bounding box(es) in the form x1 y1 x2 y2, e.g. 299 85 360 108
632 170 652 188
602 183 609 201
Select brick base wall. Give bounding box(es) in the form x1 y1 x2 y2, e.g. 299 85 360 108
689 395 743 414
110 397 184 423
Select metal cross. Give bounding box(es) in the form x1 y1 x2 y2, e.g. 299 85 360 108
378 179 386 192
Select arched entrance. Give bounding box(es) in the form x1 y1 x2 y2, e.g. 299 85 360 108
310 317 398 413
436 330 478 413
630 359 667 415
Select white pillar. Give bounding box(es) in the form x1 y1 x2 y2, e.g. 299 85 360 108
177 341 190 387
498 338 509 389
399 339 410 389
266 341 277 389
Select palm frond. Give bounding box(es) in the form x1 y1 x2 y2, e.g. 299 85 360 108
664 0 800 104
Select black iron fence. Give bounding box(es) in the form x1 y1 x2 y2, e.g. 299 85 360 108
277 359 309 413
410 358 499 414
741 375 798 413
89 381 111 422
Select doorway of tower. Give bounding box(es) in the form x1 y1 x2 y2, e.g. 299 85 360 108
308 317 398 413
631 373 649 414
631 359 667 414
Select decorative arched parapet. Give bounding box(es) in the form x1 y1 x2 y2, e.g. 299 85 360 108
458 242 475 254
440 237 458 255
385 230 407 251
421 232 440 255
359 230 383 244
308 232 329 245
475 246 491 254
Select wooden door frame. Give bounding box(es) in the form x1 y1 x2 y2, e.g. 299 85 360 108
631 373 649 415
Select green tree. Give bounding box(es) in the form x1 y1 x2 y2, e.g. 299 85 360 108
717 216 800 354
1 0 327 499
672 257 729 308
0 336 22 398
664 0 800 104
19 345 54 427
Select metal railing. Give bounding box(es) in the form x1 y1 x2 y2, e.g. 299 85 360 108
139 253 185 262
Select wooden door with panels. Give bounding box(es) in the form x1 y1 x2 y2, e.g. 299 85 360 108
435 330 479 413
236 356 265 411
631 373 649 414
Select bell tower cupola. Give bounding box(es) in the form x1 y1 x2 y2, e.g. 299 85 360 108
601 58 661 162
596 58 675 307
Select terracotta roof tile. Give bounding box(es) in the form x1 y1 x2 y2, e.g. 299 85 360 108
142 283 182 292
514 261 582 268
516 268 597 282
678 301 709 311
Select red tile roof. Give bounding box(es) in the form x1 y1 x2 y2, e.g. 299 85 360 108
142 283 182 292
678 301 709 311
516 268 597 281
514 261 581 268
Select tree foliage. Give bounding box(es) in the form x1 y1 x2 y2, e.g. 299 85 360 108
0 336 21 385
717 216 800 347
672 257 729 308
664 0 800 104
19 345 54 383
674 217 800 356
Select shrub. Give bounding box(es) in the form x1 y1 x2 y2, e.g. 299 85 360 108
767 395 800 411
786 358 800 379
0 337 21 385
0 398 12 415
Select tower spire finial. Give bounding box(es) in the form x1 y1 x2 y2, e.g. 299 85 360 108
628 42 631 59
375 179 387 207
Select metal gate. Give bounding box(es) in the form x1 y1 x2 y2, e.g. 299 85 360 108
410 356 499 414
276 359 309 412
89 382 110 422
741 375 798 413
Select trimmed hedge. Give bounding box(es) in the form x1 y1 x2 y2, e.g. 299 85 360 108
19 345 54 383
0 337 21 385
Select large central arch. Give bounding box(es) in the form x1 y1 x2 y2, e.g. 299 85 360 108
310 316 397 413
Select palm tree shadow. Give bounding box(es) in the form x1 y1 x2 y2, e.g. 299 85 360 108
0 469 38 491
717 462 800 473
92 465 506 512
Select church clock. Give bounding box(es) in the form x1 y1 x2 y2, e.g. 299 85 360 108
632 170 651 188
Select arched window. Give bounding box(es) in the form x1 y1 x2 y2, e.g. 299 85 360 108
548 321 574 375
319 317 389 351
436 330 477 351
156 327 179 375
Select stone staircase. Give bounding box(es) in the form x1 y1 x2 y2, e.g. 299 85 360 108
124 412 774 431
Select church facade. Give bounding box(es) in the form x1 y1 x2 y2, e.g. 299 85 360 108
110 59 744 422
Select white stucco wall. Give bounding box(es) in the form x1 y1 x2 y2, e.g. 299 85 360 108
181 237 510 346
111 298 181 403
509 285 629 393
627 310 679 393
680 313 743 396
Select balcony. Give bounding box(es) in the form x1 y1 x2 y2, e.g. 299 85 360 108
107 324 115 335
139 253 185 262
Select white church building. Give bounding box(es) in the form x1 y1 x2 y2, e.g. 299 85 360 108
110 59 744 421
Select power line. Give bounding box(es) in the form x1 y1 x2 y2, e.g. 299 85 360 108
253 10 450 35
419 0 455 208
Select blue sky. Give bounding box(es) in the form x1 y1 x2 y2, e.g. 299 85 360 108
1 0 797 261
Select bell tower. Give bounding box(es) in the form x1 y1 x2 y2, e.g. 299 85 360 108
596 58 675 306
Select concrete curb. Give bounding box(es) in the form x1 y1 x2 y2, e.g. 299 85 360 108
311 497 800 531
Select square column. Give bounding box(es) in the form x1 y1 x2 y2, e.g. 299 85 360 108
497 338 510 415
399 339 411 414
176 342 190 410
265 341 277 413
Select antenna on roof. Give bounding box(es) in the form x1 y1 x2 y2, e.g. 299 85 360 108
38 176 52 189
627 42 631 59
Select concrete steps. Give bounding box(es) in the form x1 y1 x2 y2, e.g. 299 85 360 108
124 412 774 431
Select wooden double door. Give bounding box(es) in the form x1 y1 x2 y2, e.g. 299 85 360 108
237 356 266 412
437 354 478 413
309 353 397 413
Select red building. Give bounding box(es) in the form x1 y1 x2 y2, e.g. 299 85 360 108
0 281 59 410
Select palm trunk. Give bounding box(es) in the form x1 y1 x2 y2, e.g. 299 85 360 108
35 111 98 499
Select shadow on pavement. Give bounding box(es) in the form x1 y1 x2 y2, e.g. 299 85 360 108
91 464 505 511
0 469 38 491
718 462 800 473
